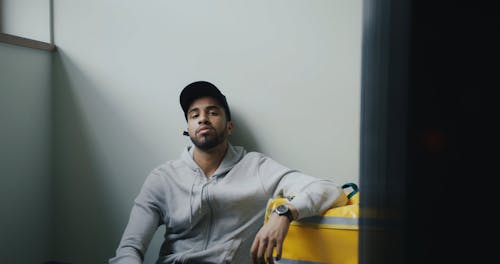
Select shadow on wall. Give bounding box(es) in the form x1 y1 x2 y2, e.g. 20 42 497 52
0 43 52 264
229 109 260 153
50 50 134 263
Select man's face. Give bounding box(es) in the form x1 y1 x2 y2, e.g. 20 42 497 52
186 96 233 150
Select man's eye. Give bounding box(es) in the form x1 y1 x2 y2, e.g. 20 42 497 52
191 114 199 119
209 111 219 116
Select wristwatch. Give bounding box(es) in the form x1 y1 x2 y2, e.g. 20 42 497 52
273 204 294 222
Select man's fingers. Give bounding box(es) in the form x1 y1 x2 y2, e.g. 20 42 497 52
250 238 259 264
251 216 291 263
251 237 269 263
275 241 283 261
258 238 268 263
265 240 276 264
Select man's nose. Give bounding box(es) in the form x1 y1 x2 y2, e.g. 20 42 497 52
198 113 210 124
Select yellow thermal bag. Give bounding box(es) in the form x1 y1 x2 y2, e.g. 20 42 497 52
264 183 359 264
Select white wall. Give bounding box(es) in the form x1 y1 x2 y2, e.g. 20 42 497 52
52 0 362 263
1 0 52 42
0 43 52 264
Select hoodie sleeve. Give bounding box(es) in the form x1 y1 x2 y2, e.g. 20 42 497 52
256 154 348 219
109 171 166 264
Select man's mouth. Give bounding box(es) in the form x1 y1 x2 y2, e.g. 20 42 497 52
197 126 213 135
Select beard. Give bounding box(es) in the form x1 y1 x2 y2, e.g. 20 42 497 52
190 126 228 151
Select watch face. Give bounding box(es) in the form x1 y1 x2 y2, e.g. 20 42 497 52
276 204 289 214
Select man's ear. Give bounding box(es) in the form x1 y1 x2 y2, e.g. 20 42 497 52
227 121 234 135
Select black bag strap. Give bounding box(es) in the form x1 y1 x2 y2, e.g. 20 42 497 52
341 182 359 199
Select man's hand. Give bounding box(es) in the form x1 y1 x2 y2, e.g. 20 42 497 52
250 205 297 264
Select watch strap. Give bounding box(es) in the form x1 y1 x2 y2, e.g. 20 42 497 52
282 209 293 222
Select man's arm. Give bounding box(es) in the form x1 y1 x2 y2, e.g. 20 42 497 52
109 202 161 264
109 173 165 264
273 171 348 219
250 155 348 264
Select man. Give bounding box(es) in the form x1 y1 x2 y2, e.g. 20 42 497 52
109 81 348 264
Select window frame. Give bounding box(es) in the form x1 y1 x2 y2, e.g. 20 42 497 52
0 0 55 51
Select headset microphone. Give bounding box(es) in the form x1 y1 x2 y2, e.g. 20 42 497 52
183 131 189 136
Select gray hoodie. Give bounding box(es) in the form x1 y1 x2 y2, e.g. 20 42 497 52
109 143 347 264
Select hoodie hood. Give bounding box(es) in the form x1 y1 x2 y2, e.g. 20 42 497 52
181 142 247 177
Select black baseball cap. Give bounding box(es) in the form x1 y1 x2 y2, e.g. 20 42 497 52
179 81 231 121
